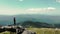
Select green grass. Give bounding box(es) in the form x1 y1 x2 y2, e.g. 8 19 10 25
0 28 60 34
0 31 10 34
27 28 60 34
0 31 15 34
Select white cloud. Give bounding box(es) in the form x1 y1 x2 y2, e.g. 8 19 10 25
19 0 23 1
0 6 56 15
26 7 56 12
56 0 60 3
47 7 56 10
23 7 56 14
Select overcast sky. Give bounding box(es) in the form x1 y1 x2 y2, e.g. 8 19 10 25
0 0 60 15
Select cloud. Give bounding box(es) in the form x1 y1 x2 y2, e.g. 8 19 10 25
19 0 23 1
26 7 56 12
22 7 56 14
0 6 56 15
56 0 60 3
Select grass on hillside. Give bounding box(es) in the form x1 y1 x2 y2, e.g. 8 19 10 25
0 28 60 34
27 28 60 34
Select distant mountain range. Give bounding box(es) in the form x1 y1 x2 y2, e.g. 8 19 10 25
15 21 60 28
21 21 53 28
0 14 60 26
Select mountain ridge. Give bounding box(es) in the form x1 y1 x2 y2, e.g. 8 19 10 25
0 14 60 26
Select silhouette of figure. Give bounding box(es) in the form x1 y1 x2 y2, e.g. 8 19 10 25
14 17 16 25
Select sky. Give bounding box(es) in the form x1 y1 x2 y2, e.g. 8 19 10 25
0 0 60 15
